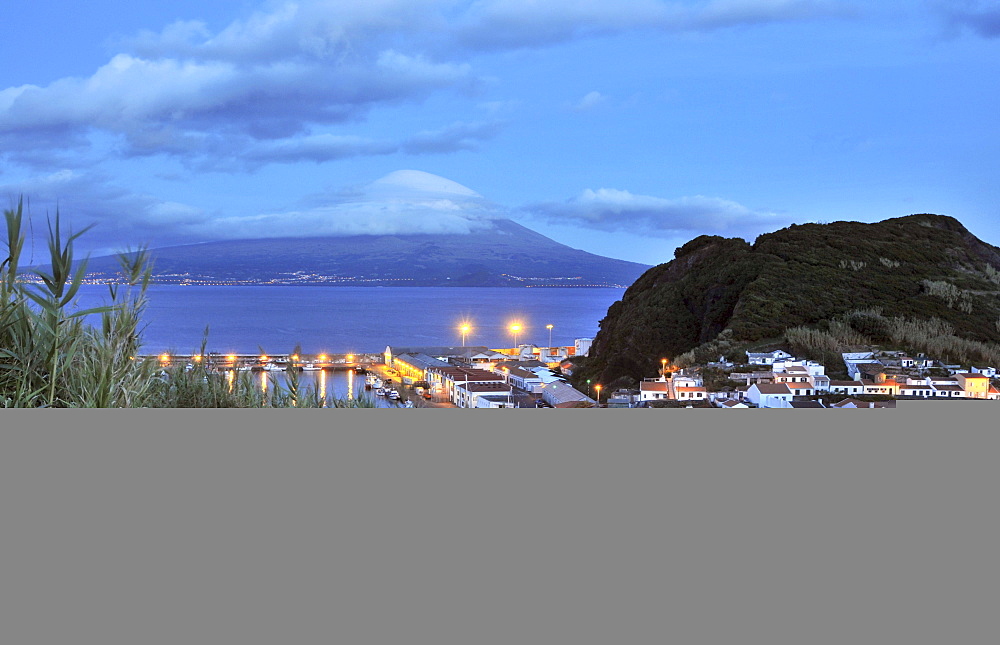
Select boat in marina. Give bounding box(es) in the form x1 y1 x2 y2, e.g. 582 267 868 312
302 363 321 371
375 387 386 397
388 389 400 400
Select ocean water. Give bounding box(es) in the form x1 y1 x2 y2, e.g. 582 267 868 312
72 285 626 355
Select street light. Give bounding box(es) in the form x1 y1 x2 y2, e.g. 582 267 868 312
546 324 554 354
510 323 522 349
594 384 602 406
661 358 667 378
587 378 591 397
460 323 471 347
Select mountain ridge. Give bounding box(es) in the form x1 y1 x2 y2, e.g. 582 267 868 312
77 219 650 288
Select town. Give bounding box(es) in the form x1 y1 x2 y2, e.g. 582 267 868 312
145 339 1000 409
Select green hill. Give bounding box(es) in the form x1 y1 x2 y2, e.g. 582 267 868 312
576 214 1000 386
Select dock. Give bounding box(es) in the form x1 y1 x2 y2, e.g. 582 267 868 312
137 352 384 372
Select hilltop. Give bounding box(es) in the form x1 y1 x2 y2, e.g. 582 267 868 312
576 214 1000 386
78 219 649 288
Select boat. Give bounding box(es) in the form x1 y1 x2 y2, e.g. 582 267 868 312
375 387 386 396
354 366 367 374
302 363 321 371
388 389 400 400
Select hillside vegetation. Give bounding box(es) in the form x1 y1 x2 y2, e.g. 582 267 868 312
576 215 1000 386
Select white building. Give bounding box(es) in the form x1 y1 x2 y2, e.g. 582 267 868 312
745 383 793 408
575 338 593 357
746 350 793 365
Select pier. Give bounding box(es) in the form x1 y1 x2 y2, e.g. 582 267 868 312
137 352 384 372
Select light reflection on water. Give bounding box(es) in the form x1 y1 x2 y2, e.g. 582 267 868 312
255 369 398 407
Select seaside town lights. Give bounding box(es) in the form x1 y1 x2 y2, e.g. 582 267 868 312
460 323 471 346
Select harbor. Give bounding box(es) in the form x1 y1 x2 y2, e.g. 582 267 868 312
136 340 596 408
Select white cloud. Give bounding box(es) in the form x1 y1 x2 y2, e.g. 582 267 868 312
528 188 791 237
572 91 607 111
2 168 508 252
183 169 504 240
0 0 850 170
0 169 212 255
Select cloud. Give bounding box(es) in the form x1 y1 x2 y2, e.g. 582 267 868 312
401 120 506 153
571 91 607 111
526 188 791 238
180 169 505 240
0 170 212 256
453 0 852 50
2 168 509 252
242 135 400 165
943 1 1000 37
0 0 851 170
117 119 506 170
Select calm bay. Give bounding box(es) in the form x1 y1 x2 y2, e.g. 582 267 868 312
72 285 626 355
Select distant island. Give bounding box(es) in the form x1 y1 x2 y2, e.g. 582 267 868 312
71 219 650 288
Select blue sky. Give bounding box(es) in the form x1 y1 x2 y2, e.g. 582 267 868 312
2 0 998 264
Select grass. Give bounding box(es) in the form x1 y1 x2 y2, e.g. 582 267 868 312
1 197 378 408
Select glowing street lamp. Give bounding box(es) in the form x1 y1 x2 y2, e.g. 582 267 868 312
546 324 554 353
594 384 602 406
509 323 522 349
460 323 471 347
661 358 668 378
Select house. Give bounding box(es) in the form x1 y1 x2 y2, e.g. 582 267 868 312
811 374 831 392
426 366 505 404
607 390 640 408
850 362 886 382
789 401 826 409
862 379 900 396
746 350 793 365
955 372 991 399
674 386 708 401
971 366 997 378
745 383 793 408
639 380 671 401
774 369 811 383
475 395 517 408
498 365 545 393
828 380 865 396
717 400 750 409
785 382 819 397
540 380 595 407
829 398 895 408
454 382 514 408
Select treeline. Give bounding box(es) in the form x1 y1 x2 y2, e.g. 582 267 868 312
1 199 372 408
